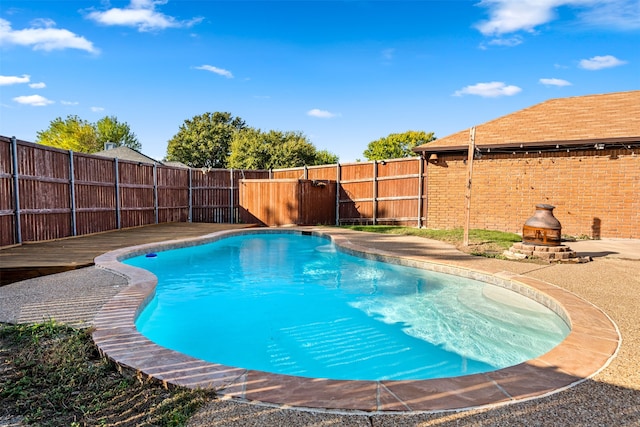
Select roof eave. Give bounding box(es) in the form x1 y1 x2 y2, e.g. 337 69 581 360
413 136 640 154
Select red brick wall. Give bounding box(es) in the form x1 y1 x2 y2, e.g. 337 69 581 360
425 148 640 239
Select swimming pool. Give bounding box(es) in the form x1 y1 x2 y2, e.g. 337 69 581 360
124 232 569 381
92 227 619 412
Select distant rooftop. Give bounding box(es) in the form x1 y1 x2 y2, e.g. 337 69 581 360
93 146 188 168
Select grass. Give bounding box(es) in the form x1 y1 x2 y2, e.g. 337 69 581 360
0 320 215 426
341 226 522 257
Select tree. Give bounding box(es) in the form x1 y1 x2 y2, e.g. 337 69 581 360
37 115 141 153
36 115 99 153
165 112 246 168
96 116 141 151
314 149 339 166
270 131 318 169
227 128 271 169
228 129 338 169
363 130 436 161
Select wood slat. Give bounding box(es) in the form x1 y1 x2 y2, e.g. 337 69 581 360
0 222 255 285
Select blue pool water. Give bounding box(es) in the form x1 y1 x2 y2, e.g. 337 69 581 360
126 233 570 381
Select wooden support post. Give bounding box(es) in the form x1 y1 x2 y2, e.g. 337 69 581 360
69 150 77 236
114 158 121 229
417 156 424 228
229 169 234 224
153 163 159 224
373 161 378 225
11 136 22 244
335 163 341 226
463 127 476 247
188 168 193 222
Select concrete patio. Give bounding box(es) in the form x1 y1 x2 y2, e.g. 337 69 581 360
1 225 638 426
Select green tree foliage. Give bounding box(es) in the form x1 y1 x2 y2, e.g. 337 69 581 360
363 130 436 161
36 115 99 153
314 149 339 165
36 115 140 153
165 112 246 168
227 128 270 170
228 128 338 169
96 116 141 151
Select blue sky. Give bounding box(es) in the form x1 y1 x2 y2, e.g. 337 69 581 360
1 1 639 162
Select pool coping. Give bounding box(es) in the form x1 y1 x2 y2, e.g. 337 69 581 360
92 228 620 414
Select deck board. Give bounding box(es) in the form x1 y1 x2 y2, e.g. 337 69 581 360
0 223 255 285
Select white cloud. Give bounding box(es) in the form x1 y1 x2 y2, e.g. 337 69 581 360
29 82 46 89
579 55 627 70
453 81 522 97
475 0 639 36
86 0 203 32
0 74 30 85
31 18 56 28
578 0 640 30
194 65 234 78
485 35 524 47
0 18 98 53
91 106 105 112
61 100 79 106
539 78 572 86
475 0 566 35
307 109 338 119
13 94 54 106
381 48 395 61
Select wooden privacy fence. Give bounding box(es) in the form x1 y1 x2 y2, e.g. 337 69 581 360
1 137 428 246
0 137 269 246
239 179 337 226
270 159 427 227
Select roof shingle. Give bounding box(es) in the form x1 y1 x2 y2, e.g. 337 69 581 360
93 146 161 165
415 90 640 152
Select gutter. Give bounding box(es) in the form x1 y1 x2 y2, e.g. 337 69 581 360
413 136 640 154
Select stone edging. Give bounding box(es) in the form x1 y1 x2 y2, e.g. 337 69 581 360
92 228 620 414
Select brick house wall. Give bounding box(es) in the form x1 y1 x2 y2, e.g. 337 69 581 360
424 148 639 239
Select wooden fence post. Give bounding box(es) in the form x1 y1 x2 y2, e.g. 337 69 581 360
335 163 341 226
230 168 234 224
114 158 121 229
417 155 424 228
153 163 159 224
373 161 378 225
188 168 192 223
10 136 21 244
69 150 77 236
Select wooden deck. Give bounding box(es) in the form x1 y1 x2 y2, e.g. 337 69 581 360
0 223 255 286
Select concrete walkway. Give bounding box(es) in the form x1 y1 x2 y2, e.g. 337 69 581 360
1 229 638 426
563 238 640 260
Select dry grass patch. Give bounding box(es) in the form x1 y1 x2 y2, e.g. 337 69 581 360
0 321 215 426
